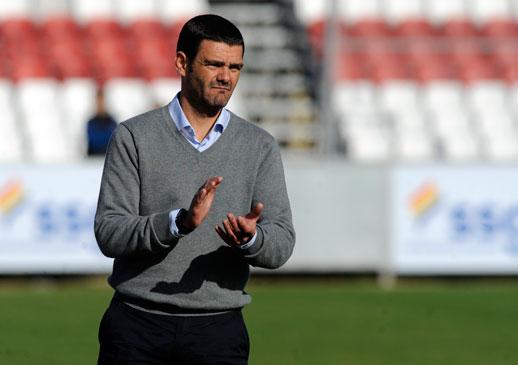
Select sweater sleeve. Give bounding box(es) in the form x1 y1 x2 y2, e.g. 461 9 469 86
94 124 178 258
241 139 296 269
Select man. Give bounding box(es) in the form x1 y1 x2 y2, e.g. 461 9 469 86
94 14 295 365
86 89 117 156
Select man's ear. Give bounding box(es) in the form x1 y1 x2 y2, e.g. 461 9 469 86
175 51 188 77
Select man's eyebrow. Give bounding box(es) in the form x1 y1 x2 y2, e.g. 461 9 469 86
203 59 244 68
203 59 225 65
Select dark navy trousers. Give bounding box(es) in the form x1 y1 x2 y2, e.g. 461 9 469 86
98 297 250 365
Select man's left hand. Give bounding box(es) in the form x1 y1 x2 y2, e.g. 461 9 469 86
215 203 263 247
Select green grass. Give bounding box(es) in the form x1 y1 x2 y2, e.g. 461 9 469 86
0 277 517 364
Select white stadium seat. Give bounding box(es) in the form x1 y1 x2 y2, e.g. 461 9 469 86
0 81 23 162
469 0 512 23
467 81 509 114
423 81 465 112
71 0 115 22
441 132 480 161
17 79 72 162
0 0 33 19
346 127 392 162
158 0 209 23
384 0 424 23
424 0 467 23
333 82 378 115
392 109 428 131
293 0 327 25
114 0 158 23
484 133 518 161
431 109 472 139
150 78 181 107
36 0 69 19
395 129 435 161
104 78 154 123
339 0 381 23
60 78 97 158
475 110 516 138
378 81 421 116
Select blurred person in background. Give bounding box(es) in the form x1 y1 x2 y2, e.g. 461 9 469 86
94 14 295 365
86 89 117 156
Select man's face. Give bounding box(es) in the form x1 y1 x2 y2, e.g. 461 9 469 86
177 40 244 113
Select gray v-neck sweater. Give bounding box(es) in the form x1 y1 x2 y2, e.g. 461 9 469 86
94 106 295 311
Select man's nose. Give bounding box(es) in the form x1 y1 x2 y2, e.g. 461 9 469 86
216 67 230 83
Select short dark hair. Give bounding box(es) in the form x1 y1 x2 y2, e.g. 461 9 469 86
176 14 245 61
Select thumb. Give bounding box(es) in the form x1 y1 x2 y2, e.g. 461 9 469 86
246 202 264 221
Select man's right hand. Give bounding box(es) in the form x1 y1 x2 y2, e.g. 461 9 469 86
182 176 223 230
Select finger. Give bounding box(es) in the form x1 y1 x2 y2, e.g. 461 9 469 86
237 216 255 235
206 176 223 190
215 225 230 243
246 202 264 220
227 213 241 234
223 219 240 245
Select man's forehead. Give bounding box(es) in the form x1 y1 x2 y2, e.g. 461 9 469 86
197 40 244 61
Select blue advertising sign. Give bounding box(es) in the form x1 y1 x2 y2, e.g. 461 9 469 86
392 165 518 274
0 164 112 273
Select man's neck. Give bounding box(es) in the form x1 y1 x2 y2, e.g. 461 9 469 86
179 93 222 142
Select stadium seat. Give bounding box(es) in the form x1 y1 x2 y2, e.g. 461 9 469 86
17 79 60 124
336 53 365 80
484 132 518 161
333 82 377 114
384 0 424 23
0 0 33 20
339 0 381 23
114 0 158 23
424 0 467 23
414 58 457 82
441 19 479 38
475 110 516 138
158 0 209 23
71 0 115 22
104 78 153 122
36 0 69 19
481 19 518 37
348 19 391 37
344 125 391 162
150 78 181 106
394 19 437 37
294 0 327 25
395 129 435 161
430 108 472 140
392 109 429 130
0 81 23 162
378 81 421 115
17 79 72 162
423 81 466 112
466 81 509 113
469 0 512 23
508 84 518 111
458 58 498 83
441 133 480 161
60 78 97 158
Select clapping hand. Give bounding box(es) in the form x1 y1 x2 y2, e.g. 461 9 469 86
215 203 263 247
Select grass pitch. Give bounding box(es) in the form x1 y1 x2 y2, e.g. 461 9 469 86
0 277 517 365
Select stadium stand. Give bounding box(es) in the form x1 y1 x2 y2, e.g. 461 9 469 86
297 0 518 162
0 0 319 161
5 0 518 162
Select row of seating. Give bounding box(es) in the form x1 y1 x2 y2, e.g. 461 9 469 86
0 17 182 81
295 0 518 24
0 0 208 23
306 18 518 82
335 80 518 161
0 78 181 162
